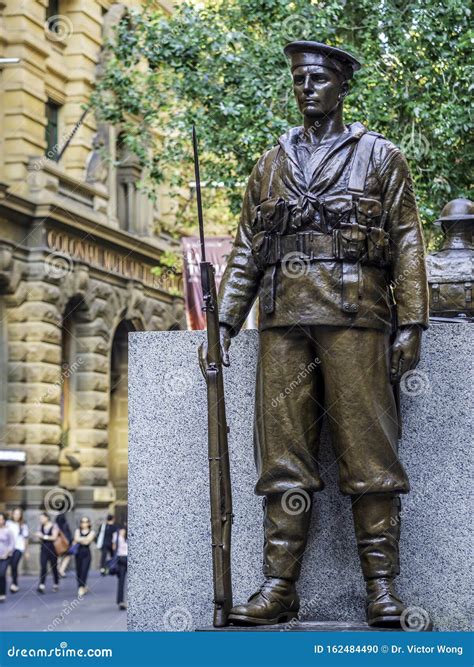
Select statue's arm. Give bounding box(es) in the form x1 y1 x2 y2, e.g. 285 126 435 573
380 146 429 329
217 158 265 340
379 145 429 380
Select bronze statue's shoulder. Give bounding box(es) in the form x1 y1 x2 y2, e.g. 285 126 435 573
252 126 305 175
370 132 409 173
250 144 280 180
258 127 304 163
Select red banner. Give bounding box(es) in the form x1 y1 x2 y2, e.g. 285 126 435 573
181 236 233 330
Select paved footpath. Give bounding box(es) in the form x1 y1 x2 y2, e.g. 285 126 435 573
0 571 126 632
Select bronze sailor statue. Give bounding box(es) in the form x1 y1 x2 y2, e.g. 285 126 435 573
217 41 429 628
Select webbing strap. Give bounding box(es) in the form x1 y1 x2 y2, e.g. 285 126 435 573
342 132 378 314
261 265 277 314
347 132 378 196
265 147 281 199
341 262 361 314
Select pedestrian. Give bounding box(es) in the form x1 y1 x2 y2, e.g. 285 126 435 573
36 511 59 593
6 507 29 593
56 512 73 578
0 512 15 602
113 525 128 610
73 516 96 598
96 514 117 575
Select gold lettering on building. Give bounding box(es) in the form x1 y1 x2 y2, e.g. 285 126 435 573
46 229 174 290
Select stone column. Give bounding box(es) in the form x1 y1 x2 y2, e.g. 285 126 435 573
5 278 62 506
70 283 115 511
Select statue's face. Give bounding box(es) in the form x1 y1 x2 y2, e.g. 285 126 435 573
292 65 347 119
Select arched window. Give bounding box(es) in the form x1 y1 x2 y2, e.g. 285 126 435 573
0 298 6 448
108 320 134 525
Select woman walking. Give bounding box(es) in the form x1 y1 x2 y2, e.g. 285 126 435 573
113 526 128 610
97 514 117 575
6 507 29 593
73 517 96 598
36 512 59 593
0 513 15 602
56 512 73 578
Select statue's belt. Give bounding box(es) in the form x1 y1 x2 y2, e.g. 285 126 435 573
255 228 390 315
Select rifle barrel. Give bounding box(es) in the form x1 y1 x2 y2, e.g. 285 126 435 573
192 125 206 263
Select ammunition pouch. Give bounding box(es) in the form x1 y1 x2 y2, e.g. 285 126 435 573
355 197 389 266
357 196 382 221
333 223 367 262
366 226 391 266
251 230 272 271
255 197 290 235
323 194 353 230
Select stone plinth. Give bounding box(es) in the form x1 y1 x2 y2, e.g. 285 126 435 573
128 324 472 632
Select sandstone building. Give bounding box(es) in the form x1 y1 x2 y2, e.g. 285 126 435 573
0 0 183 531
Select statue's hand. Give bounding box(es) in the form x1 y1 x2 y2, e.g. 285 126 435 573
219 324 232 367
390 325 422 384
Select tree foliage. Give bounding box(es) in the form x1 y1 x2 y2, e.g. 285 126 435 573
92 0 472 244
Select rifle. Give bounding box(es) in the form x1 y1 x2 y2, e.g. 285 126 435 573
193 126 234 627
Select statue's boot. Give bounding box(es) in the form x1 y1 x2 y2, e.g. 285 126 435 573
352 493 407 628
227 577 299 625
228 492 312 625
365 577 406 627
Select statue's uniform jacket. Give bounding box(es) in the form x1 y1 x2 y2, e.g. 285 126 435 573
218 122 429 497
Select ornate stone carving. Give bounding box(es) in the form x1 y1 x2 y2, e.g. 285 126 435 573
85 123 110 185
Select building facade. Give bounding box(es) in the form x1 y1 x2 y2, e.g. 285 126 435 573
0 0 183 535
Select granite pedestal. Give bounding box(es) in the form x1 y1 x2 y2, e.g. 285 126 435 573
128 323 472 632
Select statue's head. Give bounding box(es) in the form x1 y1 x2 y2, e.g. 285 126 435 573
284 41 361 121
435 198 474 245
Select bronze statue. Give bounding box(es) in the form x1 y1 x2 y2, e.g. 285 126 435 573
426 198 473 321
217 41 429 628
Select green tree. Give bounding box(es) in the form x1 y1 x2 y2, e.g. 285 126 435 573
92 0 472 245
